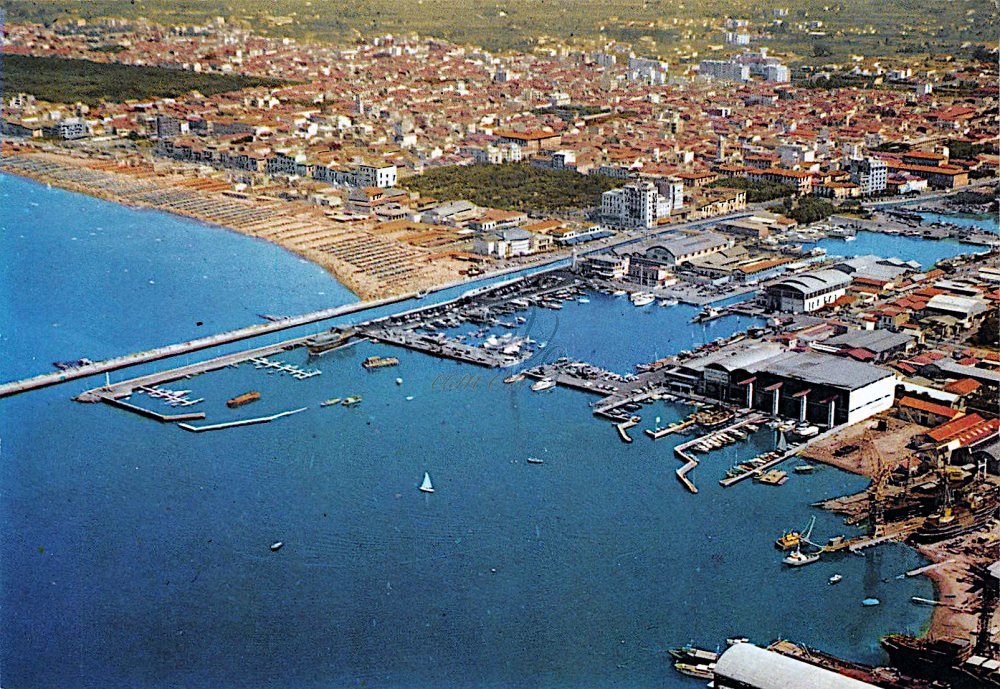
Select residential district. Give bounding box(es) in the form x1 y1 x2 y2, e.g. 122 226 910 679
1 11 999 689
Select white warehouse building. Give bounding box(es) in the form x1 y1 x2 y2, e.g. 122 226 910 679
764 269 851 313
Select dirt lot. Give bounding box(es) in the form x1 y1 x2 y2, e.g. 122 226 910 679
800 416 926 478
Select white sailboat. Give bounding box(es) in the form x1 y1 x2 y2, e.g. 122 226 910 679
419 472 434 493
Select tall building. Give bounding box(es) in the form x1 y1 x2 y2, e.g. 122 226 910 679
849 157 888 195
699 60 750 82
601 180 659 229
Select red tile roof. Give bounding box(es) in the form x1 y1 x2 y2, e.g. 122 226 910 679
897 396 963 419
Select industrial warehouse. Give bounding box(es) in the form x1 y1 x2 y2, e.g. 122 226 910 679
668 344 897 426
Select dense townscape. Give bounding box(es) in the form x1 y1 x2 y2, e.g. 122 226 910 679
1 4 999 689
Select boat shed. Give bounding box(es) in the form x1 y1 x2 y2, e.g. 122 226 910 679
764 269 852 313
678 347 896 426
713 643 879 689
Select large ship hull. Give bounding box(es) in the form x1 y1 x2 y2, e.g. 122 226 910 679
907 503 998 544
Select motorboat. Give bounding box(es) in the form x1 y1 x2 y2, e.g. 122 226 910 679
782 548 820 567
829 574 843 585
530 378 557 392
659 297 679 307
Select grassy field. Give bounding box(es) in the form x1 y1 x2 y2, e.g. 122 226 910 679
2 54 284 105
4 0 995 64
400 163 620 213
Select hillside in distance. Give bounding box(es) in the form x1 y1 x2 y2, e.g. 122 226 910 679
5 0 996 62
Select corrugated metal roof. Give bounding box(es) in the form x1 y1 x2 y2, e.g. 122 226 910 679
770 269 851 295
760 351 895 390
714 644 879 689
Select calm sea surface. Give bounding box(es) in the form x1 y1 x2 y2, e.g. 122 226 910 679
2 173 975 689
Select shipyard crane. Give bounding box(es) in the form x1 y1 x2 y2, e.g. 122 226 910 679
861 427 893 537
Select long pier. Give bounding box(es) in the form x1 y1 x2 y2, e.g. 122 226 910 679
75 335 317 402
0 295 421 399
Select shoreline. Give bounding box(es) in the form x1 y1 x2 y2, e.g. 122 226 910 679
1 148 484 301
811 452 990 647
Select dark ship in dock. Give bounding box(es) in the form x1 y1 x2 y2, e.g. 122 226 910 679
306 327 355 355
907 485 998 545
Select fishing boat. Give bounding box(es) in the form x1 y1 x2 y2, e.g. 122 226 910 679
782 548 821 567
270 541 284 552
775 516 815 550
674 662 714 679
526 457 544 465
530 377 557 392
829 574 843 585
227 391 261 408
669 646 719 663
419 472 434 493
341 396 362 406
320 397 342 407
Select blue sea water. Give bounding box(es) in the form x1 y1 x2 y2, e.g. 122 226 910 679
0 174 961 689
809 230 989 270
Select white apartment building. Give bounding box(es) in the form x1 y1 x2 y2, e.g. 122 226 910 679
849 157 888 195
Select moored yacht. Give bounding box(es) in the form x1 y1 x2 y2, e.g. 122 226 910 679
530 377 557 392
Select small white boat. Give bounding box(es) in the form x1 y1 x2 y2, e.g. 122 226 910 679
526 457 544 465
577 297 591 304
631 292 656 307
659 298 679 307
419 472 434 494
612 290 627 296
862 598 881 607
531 378 557 392
829 574 843 585
395 377 403 385
270 541 284 552
782 548 820 567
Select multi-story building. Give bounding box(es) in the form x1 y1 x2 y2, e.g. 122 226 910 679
42 117 89 140
699 60 750 82
355 163 397 188
601 180 659 229
849 157 888 195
